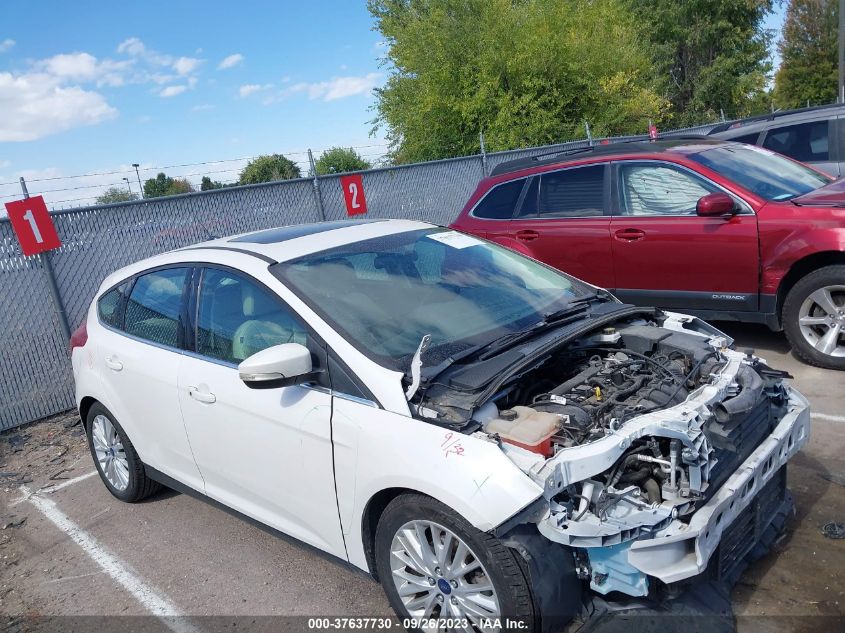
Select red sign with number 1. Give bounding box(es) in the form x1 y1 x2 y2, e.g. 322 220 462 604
340 174 368 216
5 195 62 256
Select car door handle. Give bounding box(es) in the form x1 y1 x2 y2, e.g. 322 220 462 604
614 228 646 242
515 229 540 242
188 387 216 404
104 356 123 371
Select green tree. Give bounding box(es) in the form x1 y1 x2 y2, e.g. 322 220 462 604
238 154 301 184
201 176 224 191
143 172 196 198
143 172 174 198
629 0 775 125
314 147 372 175
368 0 669 164
96 187 139 204
774 0 838 108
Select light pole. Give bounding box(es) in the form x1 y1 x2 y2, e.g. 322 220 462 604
122 177 132 195
132 163 144 198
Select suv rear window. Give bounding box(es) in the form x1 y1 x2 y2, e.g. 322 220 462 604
762 121 829 162
472 178 525 219
538 165 604 217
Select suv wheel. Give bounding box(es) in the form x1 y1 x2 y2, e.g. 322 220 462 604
783 265 845 370
86 403 161 502
374 494 536 631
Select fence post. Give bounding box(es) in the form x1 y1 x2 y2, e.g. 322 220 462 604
584 121 593 146
19 177 72 343
479 131 489 177
308 149 326 222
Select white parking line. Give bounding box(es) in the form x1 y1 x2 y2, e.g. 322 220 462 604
812 412 845 424
22 486 201 633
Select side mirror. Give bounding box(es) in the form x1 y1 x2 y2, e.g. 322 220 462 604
238 343 313 389
696 192 737 217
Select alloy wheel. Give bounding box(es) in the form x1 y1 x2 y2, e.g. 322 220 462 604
798 284 845 358
91 414 130 491
389 519 501 630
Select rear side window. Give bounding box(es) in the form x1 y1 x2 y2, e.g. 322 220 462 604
97 282 130 329
729 132 761 145
196 268 307 364
762 121 829 162
538 165 605 218
124 268 189 348
472 179 525 219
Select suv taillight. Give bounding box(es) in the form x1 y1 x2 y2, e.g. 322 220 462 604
70 322 88 352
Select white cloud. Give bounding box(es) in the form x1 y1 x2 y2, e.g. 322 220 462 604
173 56 203 75
217 53 244 70
192 103 215 111
0 71 117 141
117 37 146 56
0 39 14 53
239 83 272 97
36 52 131 87
159 85 187 97
286 73 381 102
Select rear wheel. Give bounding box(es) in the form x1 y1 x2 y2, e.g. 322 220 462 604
85 403 160 502
783 265 845 370
374 494 536 631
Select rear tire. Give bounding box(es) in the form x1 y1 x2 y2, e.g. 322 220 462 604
374 493 536 631
85 403 161 502
782 265 845 370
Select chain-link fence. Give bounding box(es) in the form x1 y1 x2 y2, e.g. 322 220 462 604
0 122 721 430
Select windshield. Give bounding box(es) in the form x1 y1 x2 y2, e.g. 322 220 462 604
690 144 831 201
272 228 592 369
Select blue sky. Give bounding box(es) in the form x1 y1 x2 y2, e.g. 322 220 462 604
0 1 388 207
0 1 786 209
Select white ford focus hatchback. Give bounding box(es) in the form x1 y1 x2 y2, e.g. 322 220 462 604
72 219 809 630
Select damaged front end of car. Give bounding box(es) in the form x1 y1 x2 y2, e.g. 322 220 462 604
411 307 810 603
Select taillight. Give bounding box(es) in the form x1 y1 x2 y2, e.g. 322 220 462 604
70 322 88 352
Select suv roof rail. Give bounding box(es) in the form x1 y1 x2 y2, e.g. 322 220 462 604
708 102 844 134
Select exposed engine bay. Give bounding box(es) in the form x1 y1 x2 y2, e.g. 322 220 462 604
412 310 809 596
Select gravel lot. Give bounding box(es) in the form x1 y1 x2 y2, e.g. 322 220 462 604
1 321 843 632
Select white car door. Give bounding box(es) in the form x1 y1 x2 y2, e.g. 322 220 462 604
95 266 205 491
176 265 345 558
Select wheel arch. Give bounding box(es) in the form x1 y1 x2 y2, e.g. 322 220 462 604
360 487 418 581
775 251 845 327
78 396 99 429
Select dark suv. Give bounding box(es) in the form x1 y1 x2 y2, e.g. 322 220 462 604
708 103 845 177
450 139 845 369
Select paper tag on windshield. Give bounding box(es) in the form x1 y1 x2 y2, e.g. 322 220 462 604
427 231 483 249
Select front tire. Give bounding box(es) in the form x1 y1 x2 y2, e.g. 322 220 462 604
85 403 160 502
374 494 536 631
783 265 845 370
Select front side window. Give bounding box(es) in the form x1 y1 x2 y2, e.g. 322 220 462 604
472 178 525 219
762 121 829 162
273 229 592 369
124 268 189 347
618 163 717 216
196 268 307 364
690 144 831 201
538 165 605 218
98 282 130 329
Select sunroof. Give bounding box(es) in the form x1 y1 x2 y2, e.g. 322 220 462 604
230 219 386 244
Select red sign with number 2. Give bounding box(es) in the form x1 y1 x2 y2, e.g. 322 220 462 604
340 174 368 216
5 195 62 256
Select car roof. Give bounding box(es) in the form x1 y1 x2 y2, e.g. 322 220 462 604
708 103 845 136
489 137 726 176
178 218 435 264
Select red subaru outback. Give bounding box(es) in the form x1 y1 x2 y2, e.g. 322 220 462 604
451 139 845 369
